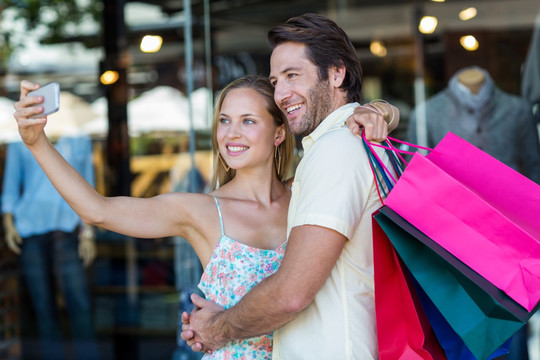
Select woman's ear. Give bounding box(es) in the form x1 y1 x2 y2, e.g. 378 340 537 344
274 124 286 147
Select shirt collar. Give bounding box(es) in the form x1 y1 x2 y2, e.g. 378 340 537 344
301 102 360 152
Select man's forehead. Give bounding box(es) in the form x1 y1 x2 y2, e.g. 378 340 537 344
269 42 309 75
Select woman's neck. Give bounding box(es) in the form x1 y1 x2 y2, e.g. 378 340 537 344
219 170 286 205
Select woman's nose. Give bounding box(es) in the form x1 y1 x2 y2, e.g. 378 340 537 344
226 121 241 138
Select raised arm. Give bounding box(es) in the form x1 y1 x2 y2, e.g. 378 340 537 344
13 81 210 252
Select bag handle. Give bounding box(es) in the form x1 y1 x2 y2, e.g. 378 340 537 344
368 136 432 166
362 133 432 204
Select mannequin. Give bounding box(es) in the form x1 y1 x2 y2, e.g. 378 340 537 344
1 91 99 360
408 66 540 185
456 68 485 95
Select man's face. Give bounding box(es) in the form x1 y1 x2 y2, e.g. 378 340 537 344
269 42 335 137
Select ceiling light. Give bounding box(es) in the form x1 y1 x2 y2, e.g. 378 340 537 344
419 16 438 34
459 7 477 21
140 35 163 53
460 35 479 51
100 70 120 85
370 41 387 57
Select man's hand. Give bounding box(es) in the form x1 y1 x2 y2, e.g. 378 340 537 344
347 101 400 141
180 294 226 353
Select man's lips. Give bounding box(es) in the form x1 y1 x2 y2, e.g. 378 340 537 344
286 103 303 114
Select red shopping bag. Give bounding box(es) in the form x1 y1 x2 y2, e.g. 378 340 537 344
373 213 446 360
384 132 540 312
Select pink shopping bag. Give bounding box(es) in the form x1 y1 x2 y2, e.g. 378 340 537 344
384 132 540 312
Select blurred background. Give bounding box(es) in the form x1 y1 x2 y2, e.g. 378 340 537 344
0 0 539 359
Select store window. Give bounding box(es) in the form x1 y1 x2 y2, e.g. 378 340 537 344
1 1 539 359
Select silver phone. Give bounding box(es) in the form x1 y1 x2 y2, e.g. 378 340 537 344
28 82 60 118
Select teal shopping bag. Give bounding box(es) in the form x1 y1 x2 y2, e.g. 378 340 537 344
373 209 526 360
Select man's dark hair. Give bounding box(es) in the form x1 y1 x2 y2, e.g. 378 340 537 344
268 13 363 103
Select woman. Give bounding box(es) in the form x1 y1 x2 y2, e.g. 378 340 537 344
13 76 393 359
14 76 293 359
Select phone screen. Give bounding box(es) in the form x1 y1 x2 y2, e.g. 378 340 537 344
28 82 60 118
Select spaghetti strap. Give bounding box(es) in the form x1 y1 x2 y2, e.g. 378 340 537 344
212 195 225 236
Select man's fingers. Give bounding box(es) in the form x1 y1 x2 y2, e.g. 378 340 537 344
190 293 209 307
181 311 190 324
180 329 194 341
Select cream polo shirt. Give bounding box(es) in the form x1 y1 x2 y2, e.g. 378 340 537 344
272 103 388 360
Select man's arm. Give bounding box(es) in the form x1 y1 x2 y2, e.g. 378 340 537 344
184 224 346 350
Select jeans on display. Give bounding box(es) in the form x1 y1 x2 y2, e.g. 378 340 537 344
21 231 99 360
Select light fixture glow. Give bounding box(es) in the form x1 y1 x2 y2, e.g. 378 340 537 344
370 41 387 57
100 70 120 85
419 16 438 34
431 0 445 2
460 35 479 51
140 35 163 53
459 7 477 21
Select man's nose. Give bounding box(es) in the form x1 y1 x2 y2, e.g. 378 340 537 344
274 82 291 106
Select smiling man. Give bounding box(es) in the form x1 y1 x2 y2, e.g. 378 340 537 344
182 13 397 359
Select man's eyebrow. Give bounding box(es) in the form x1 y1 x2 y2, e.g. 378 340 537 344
280 66 301 74
269 66 301 80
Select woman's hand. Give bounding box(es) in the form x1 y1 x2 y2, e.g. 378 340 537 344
13 80 49 146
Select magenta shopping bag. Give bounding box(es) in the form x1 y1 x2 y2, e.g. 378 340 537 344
384 132 540 312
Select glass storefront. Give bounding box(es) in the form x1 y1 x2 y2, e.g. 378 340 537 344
1 0 539 359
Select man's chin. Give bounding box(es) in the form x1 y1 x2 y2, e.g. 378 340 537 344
286 117 304 136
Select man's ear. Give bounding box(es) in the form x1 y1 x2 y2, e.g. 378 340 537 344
274 124 286 146
330 66 346 88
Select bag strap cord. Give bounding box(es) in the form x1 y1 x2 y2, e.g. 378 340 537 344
362 133 431 204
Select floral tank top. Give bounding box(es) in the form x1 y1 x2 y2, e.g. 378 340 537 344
198 196 286 360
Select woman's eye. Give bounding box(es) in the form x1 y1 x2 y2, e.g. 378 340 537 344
244 118 255 124
219 117 229 124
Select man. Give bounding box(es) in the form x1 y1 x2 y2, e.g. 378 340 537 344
182 13 397 359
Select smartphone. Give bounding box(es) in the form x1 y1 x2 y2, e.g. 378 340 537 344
28 82 60 118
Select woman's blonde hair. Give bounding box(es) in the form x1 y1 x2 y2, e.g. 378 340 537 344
211 76 295 190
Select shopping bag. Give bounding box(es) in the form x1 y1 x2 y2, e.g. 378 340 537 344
372 214 446 360
374 210 525 360
379 206 532 323
384 132 540 312
413 277 514 360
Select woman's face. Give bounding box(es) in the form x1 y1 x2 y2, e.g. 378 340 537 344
216 88 284 173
